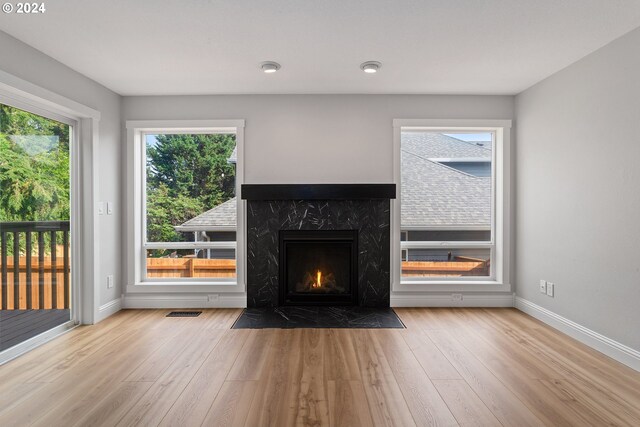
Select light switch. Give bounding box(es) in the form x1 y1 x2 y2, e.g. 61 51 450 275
97 202 104 215
107 202 113 215
546 282 554 297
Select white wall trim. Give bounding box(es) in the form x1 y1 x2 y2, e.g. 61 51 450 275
515 297 640 372
0 320 77 366
95 298 123 323
123 294 247 309
393 119 512 129
125 119 244 130
125 120 246 294
391 293 514 307
0 69 100 120
391 119 512 294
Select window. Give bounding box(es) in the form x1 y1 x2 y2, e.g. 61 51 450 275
128 120 245 287
393 120 511 289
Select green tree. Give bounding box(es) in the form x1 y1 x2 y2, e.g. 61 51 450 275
145 134 236 252
146 183 204 244
0 104 70 222
147 134 236 208
0 104 70 256
0 104 69 152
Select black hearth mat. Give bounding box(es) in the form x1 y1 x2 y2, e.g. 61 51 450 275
231 306 405 329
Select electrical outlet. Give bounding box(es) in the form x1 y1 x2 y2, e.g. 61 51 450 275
207 294 219 302
451 293 463 302
106 275 114 289
546 282 554 297
539 280 547 294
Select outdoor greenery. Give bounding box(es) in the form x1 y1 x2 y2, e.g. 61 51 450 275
0 104 70 223
0 104 70 256
0 104 236 259
146 133 236 256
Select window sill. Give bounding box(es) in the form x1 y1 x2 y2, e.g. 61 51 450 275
393 280 511 293
127 282 244 294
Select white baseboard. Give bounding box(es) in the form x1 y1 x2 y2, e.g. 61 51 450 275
515 297 640 372
391 293 515 307
95 297 122 323
123 294 247 309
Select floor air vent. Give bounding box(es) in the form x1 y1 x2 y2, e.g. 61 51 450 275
166 311 202 317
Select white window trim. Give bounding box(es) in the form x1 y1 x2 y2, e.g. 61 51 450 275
0 69 100 328
392 119 512 293
126 119 246 294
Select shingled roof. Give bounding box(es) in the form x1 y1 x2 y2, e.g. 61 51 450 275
176 133 492 232
401 132 491 229
174 197 237 232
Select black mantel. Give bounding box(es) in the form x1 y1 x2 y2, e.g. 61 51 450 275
243 184 395 308
241 183 396 200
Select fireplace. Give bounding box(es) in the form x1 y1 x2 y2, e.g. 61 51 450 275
242 184 395 308
279 230 358 306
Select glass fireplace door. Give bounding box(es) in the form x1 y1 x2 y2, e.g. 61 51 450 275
279 230 358 306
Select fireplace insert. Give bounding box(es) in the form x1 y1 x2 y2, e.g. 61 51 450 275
279 230 358 306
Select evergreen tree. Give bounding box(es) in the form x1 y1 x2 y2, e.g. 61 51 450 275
145 133 236 247
0 104 70 222
147 134 236 207
0 104 70 256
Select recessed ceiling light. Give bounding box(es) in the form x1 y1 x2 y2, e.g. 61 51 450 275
260 61 281 73
360 61 382 73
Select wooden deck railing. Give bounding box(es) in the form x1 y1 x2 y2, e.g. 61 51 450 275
0 221 70 310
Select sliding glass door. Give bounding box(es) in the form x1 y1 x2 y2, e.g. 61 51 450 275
0 102 73 352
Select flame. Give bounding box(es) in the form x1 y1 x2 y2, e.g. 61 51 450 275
314 270 322 288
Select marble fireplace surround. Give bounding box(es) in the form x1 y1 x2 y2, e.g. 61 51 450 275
242 184 396 308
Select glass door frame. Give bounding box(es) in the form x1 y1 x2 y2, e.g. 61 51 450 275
0 94 81 347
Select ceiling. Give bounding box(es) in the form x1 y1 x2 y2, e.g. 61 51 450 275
1 0 640 96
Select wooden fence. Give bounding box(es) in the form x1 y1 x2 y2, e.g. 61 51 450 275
0 256 68 310
146 257 488 279
146 258 236 278
401 258 489 277
0 257 235 310
1 252 488 309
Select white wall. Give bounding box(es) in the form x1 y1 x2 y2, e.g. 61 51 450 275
123 95 513 183
0 31 123 310
516 27 640 351
123 94 515 301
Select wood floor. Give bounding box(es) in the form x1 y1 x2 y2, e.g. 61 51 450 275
1 308 639 426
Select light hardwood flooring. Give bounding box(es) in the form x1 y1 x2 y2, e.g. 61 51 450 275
1 307 639 426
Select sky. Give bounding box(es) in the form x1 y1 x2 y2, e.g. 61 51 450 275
444 133 492 142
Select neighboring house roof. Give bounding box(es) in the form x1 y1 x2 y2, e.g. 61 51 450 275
177 134 492 232
174 197 237 232
402 132 491 159
401 133 491 229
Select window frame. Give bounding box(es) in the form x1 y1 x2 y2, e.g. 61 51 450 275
0 68 100 331
392 119 512 293
126 120 245 293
